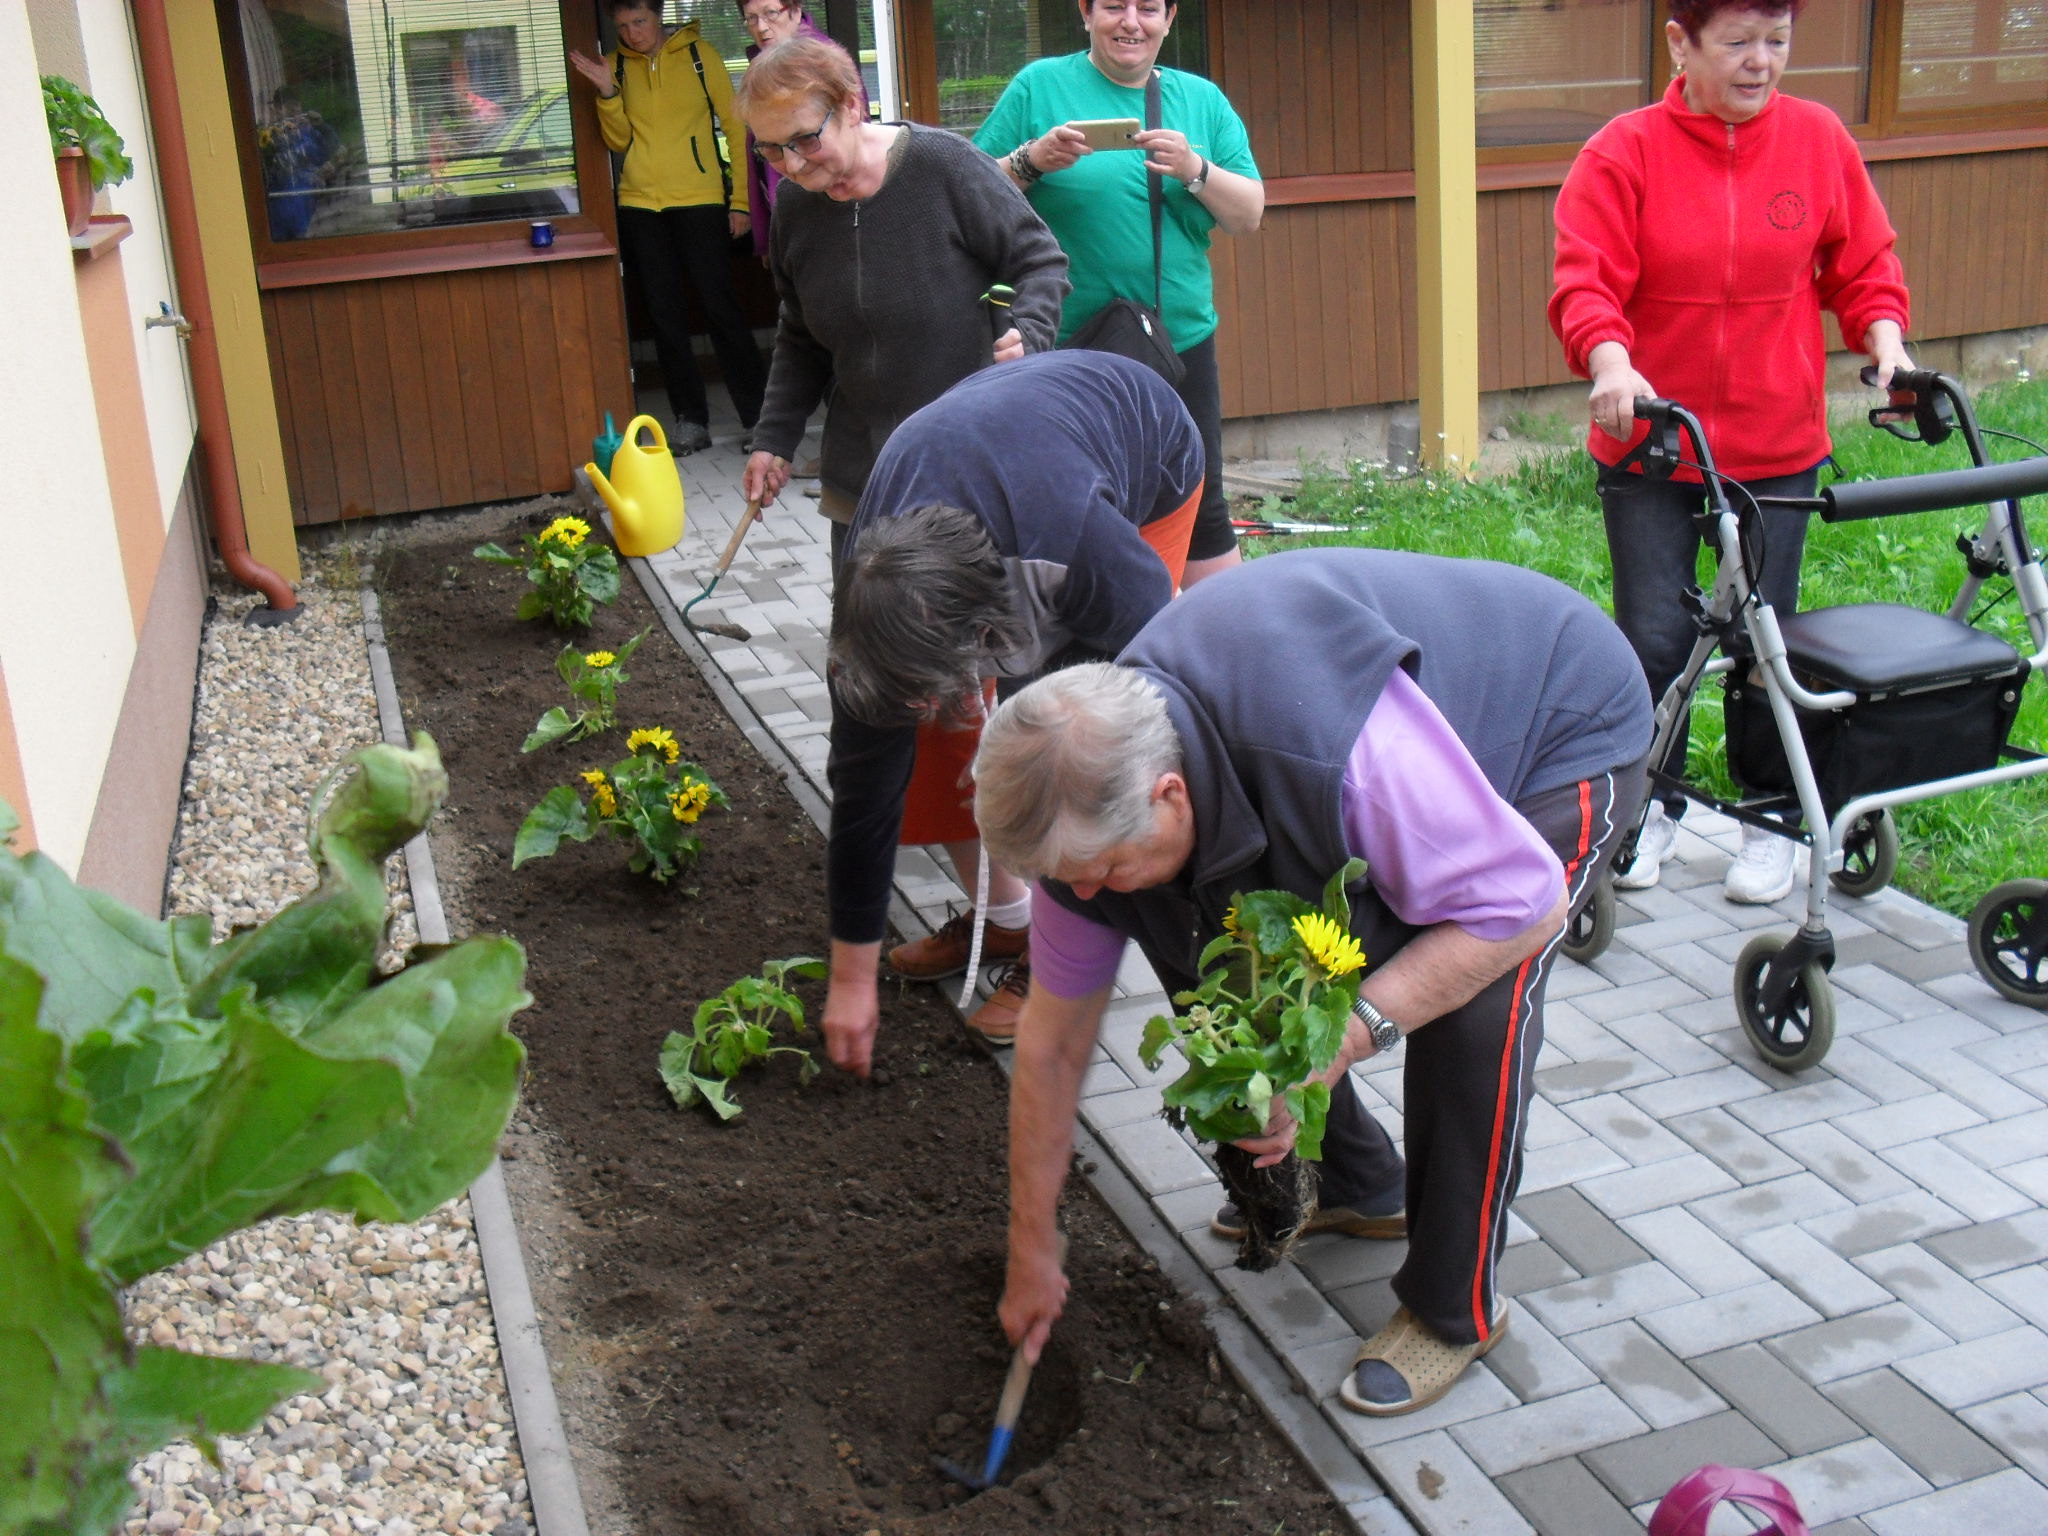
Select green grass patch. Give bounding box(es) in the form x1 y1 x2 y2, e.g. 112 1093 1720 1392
1262 378 2048 918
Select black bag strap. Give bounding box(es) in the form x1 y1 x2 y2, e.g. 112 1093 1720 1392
687 40 736 207
1145 68 1164 315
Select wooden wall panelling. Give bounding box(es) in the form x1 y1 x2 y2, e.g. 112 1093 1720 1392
582 258 634 428
548 264 601 476
262 310 306 523
1330 5 1364 177
484 274 541 496
342 284 409 517
267 290 333 522
1373 1 1414 175
376 282 442 512
1276 7 1309 179
411 275 474 508
512 266 569 493
308 287 375 519
447 274 511 507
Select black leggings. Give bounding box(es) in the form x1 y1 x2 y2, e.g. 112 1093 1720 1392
1173 334 1237 562
617 203 767 429
1313 758 1649 1346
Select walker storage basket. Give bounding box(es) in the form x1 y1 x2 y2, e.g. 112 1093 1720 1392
1724 668 2024 816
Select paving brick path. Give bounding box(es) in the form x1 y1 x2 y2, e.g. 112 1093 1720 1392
640 428 2048 1535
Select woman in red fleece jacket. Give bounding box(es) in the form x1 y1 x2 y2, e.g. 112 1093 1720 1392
1549 0 1914 904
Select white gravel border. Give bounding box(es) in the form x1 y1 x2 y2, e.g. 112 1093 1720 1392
121 560 540 1536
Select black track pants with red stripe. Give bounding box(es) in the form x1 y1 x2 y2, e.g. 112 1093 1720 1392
1313 758 1649 1347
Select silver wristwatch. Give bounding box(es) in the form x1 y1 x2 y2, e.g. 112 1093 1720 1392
1182 155 1210 194
1350 994 1402 1056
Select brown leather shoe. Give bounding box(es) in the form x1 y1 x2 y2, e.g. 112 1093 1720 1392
967 958 1031 1045
1210 1201 1407 1242
886 911 1027 981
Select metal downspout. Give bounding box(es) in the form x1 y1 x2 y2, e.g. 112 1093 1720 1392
129 0 300 624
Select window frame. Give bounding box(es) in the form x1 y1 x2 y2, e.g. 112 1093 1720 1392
216 0 619 279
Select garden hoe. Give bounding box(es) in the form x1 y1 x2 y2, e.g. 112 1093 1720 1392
935 1236 1065 1492
680 498 762 642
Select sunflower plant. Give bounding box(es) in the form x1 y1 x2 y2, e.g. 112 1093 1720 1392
1139 859 1368 1158
474 514 620 629
522 629 647 751
660 956 827 1120
513 726 729 882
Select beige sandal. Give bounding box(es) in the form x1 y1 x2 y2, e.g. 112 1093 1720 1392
1338 1303 1508 1417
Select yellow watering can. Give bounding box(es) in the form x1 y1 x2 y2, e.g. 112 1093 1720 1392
585 415 685 557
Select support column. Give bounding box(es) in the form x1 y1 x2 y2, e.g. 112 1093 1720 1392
1412 0 1481 473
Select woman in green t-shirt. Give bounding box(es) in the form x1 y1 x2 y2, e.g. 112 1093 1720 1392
976 0 1263 585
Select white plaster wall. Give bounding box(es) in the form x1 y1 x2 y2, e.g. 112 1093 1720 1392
77 0 199 524
0 0 141 872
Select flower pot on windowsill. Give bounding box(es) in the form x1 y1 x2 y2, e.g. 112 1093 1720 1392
56 146 93 237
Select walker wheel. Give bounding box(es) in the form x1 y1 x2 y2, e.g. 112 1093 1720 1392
1561 879 1616 964
1968 879 2048 1009
1733 932 1836 1072
1830 810 1900 899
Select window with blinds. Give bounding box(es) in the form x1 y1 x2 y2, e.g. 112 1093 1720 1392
239 0 578 242
1899 0 2048 111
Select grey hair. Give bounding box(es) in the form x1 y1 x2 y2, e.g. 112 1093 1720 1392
829 504 1033 728
972 663 1182 881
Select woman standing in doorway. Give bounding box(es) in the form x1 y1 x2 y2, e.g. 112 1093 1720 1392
975 0 1263 586
569 0 768 454
733 0 863 260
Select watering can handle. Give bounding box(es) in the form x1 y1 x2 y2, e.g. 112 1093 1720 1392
625 413 669 453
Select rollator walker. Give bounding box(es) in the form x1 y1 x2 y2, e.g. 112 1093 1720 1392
1565 369 2048 1070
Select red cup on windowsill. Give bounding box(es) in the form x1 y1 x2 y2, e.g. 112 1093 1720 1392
530 220 555 250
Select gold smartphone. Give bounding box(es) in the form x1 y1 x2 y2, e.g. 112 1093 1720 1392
1070 117 1142 150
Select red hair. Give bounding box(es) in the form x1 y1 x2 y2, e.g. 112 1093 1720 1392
1668 0 1807 41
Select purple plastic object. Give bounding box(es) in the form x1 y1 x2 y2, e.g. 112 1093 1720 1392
1650 1466 1809 1536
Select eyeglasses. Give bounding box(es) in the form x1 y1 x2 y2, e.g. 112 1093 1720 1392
741 4 791 29
752 118 828 163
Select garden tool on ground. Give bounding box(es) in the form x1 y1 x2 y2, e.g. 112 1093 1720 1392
1231 515 1370 537
935 1238 1065 1492
680 498 761 642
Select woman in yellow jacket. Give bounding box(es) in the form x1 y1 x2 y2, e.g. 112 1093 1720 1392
571 1 767 454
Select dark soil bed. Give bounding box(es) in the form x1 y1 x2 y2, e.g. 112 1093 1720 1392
371 502 1344 1536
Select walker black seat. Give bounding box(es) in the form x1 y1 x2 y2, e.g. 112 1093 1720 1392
1778 603 2023 696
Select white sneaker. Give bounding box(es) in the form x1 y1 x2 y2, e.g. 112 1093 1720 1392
1724 822 1801 904
1614 803 1675 890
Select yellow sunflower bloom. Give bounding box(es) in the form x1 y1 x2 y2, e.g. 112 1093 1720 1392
1292 912 1365 979
580 769 617 819
1222 905 1240 936
540 516 590 549
627 726 680 764
669 779 713 824
584 650 616 668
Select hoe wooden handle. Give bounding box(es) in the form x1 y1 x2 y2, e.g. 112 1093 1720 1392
713 499 761 575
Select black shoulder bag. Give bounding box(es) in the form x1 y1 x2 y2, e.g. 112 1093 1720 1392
1059 69 1186 387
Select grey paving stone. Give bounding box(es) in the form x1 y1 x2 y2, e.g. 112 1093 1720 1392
1926 972 2048 1034
1487 1300 1601 1402
1546 962 1619 1003
1740 1222 1895 1319
1535 1057 1672 1106
1897 1326 2048 1411
1181 1221 1240 1273
1326 1277 1401 1339
1801 1190 1971 1258
1345 1494 1423 1535
2001 1156 2048 1206
1816 1038 1945 1105
1561 1090 1693 1164
1359 1428 1535 1535
1813 1520 1877 1536
1520 1094 1586 1150
1863 1467 2048 1535
1692 1172 1854 1240
1860 902 1963 950
1833 1091 1986 1152
1908 1047 2046 1119
1581 1409 1786 1506
1295 1231 1410 1292
1693 1342 1864 1455
1520 1134 1632 1191
1766 1302 1957 1386
1286 1334 1367 1401
1882 1138 2035 1222
1763 1438 1932 1527
1943 1108 2048 1171
1614 908 1740 951
1078 1057 1135 1098
1619 1206 1770 1296
1496 1456 1645 1536
1524 1263 1700 1337
1217 1262 1358 1357
1329 1360 1522 1450
1578 1152 1741 1220
1496 1239 1579 1298
1624 1065 1774 1120
1923 1208 2048 1279
1638 1278 1824 1358
1515 1188 1654 1277
1574 974 1710 1024
1834 961 1957 1021
1450 1383 1647 1477
1960 1026 2048 1077
1617 882 1702 921
1643 939 1746 999
1096 1114 1213 1195
1823 1367 2011 1487
1586 946 1673 988
1852 1242 2024 1342
1728 1078 1880 1135
1960 1392 2048 1483
1861 1013 1998 1069
1565 1319 1726 1428
1603 1010 1731 1076
1771 1120 1919 1203
1153 1180 1223 1235
1082 1083 1166 1129
1668 1104 1804 1183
